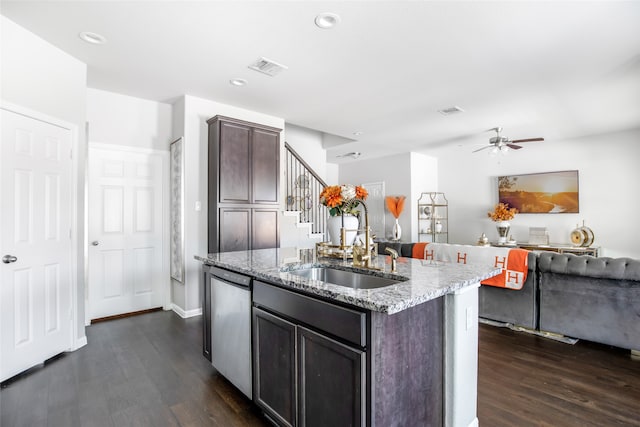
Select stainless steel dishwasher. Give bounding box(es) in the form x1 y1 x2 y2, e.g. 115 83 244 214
207 265 252 398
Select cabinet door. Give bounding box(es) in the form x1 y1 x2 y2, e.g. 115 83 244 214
219 208 250 252
253 307 297 427
298 326 365 427
252 128 279 204
252 209 279 250
219 121 251 203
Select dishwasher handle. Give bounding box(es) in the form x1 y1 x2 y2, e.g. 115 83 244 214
205 265 251 288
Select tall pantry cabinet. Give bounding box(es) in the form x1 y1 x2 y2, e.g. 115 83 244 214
207 116 281 253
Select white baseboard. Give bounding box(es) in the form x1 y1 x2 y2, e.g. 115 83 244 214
171 303 202 318
71 336 88 351
468 417 479 427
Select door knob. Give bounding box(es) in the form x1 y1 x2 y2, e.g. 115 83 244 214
2 255 18 264
91 241 99 246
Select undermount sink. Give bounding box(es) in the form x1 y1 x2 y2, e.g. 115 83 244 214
286 267 406 289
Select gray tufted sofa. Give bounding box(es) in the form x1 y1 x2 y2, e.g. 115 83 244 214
537 252 640 351
376 241 640 350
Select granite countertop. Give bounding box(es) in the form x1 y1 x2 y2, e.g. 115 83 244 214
195 247 501 315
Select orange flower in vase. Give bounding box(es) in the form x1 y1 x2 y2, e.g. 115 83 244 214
488 203 518 244
385 196 406 241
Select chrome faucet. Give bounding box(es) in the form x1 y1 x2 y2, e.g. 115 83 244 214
385 247 399 273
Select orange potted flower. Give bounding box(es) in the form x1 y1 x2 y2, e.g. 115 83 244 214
488 203 518 243
320 184 368 245
319 184 368 216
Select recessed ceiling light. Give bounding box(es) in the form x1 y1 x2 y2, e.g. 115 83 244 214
353 131 364 136
229 78 248 87
315 12 341 29
78 31 106 45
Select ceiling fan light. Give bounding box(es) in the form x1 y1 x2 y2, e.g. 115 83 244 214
489 146 499 156
500 145 509 154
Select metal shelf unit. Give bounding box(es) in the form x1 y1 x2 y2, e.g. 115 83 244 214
418 192 448 243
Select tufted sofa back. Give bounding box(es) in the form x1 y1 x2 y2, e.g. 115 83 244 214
537 252 640 281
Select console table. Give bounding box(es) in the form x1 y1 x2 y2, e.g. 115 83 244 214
516 243 600 257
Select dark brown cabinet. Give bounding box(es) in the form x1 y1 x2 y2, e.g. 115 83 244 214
252 281 366 427
204 116 281 360
251 128 279 204
218 121 251 203
297 326 364 427
219 208 251 252
253 307 297 427
207 116 281 253
251 279 444 427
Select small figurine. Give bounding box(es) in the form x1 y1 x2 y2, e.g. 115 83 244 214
477 233 489 246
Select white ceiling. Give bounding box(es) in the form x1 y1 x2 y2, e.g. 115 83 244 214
3 1 640 163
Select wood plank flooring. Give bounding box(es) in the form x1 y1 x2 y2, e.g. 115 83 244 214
1 310 639 426
0 312 267 427
478 324 640 427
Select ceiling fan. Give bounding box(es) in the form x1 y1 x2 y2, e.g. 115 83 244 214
473 127 544 153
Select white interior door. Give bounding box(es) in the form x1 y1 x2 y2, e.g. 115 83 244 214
1 107 73 382
88 144 166 320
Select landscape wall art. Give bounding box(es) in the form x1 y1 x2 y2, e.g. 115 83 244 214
498 170 579 213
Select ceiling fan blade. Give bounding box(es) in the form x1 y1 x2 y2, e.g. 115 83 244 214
472 145 492 153
506 143 524 150
510 137 544 143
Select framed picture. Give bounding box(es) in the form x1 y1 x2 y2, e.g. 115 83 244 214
170 137 185 282
498 170 579 213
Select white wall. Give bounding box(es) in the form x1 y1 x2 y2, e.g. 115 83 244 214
410 152 439 242
172 95 285 313
326 163 339 186
339 153 410 240
86 88 172 151
1 16 88 341
339 152 439 241
284 124 329 182
425 128 640 259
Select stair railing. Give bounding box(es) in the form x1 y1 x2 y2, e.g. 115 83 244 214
284 142 328 235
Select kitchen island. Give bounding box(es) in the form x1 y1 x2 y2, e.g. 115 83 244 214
196 247 500 427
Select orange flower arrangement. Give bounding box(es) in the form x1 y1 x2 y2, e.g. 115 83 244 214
385 196 406 219
488 203 518 221
320 184 368 216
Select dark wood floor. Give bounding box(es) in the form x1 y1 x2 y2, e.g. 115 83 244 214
1 311 639 427
478 325 640 427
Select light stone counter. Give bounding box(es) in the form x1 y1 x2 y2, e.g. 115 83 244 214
195 246 501 315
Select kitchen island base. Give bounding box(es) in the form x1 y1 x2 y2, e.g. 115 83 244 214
197 248 499 427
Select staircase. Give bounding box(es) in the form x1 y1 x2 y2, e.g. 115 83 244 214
282 142 327 248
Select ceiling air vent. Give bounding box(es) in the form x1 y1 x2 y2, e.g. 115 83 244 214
437 106 465 116
248 57 288 77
